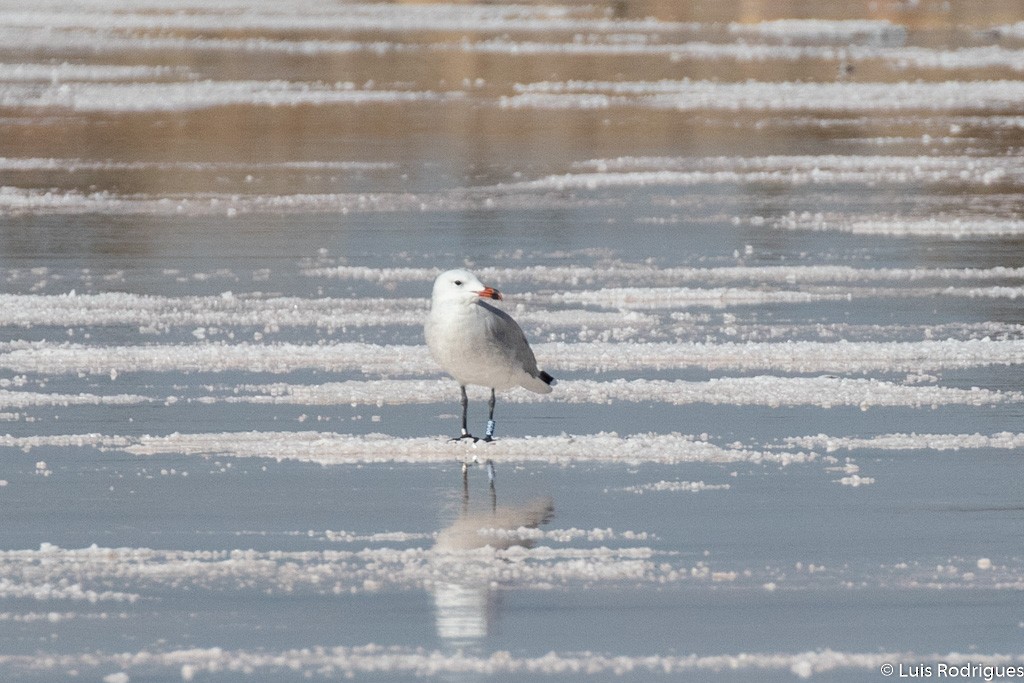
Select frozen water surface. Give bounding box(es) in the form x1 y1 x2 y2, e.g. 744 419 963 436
1 0 1024 680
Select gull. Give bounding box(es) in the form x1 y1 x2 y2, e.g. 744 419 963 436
425 269 555 475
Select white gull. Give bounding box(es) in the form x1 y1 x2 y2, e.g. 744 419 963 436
425 268 555 459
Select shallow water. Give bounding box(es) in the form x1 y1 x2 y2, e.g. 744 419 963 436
2 1 1024 680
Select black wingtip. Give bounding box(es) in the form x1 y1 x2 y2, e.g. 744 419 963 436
539 371 555 386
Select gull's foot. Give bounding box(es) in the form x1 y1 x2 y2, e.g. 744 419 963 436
450 433 479 443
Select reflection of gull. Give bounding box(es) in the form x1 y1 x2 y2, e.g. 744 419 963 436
435 497 554 551
432 497 554 645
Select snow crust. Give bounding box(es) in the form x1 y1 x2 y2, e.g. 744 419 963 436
2 338 1021 376
547 154 1024 188
6 154 1024 217
304 261 1024 286
223 376 1017 410
0 4 688 36
437 38 1024 72
788 432 1024 452
2 643 1008 680
773 213 1024 237
0 62 184 81
617 480 732 494
0 1 1021 675
503 80 1024 112
0 375 1013 413
0 158 396 172
0 81 459 112
117 431 811 466
550 286 847 308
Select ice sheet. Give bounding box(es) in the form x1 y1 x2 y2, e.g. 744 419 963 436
2 2 1023 680
504 79 1024 112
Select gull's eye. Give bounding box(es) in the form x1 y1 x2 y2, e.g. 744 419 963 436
453 280 463 286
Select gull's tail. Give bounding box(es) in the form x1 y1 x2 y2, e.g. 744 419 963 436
521 370 556 394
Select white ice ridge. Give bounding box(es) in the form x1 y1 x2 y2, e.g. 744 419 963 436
6 540 1017 604
0 4 691 36
0 376 1010 411
5 187 1024 221
445 37 1024 69
0 158 395 174
727 18 906 42
0 287 981 331
550 284 1024 308
548 286 848 308
3 339 1023 376
771 212 1024 237
0 81 460 112
478 157 1024 195
0 645 1020 680
0 63 185 81
0 186 459 216
786 431 1024 452
44 431 812 466
502 79 1024 112
6 31 1024 74
617 480 732 494
0 541 727 602
303 262 1024 286
308 527 647 545
0 157 397 172
996 21 1024 40
0 185 594 216
0 292 432 331
0 29 396 57
553 155 1024 188
223 377 1021 410
0 389 150 410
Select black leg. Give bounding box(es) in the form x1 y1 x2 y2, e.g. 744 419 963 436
451 385 476 442
484 388 496 442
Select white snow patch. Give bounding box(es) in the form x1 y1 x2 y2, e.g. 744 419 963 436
0 157 397 173
727 19 905 43
4 338 1023 377
224 376 1020 410
774 213 1024 237
617 480 732 494
0 644 1020 680
554 154 1024 188
303 260 1024 286
0 377 1010 413
0 389 150 410
502 79 1024 113
786 432 1024 452
119 431 809 466
0 62 184 81
550 286 846 309
0 81 460 112
835 474 875 487
0 4 690 37
437 38 1024 73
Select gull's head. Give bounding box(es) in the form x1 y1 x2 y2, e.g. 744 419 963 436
432 268 502 305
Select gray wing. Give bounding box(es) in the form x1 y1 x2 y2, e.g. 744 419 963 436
478 301 541 374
